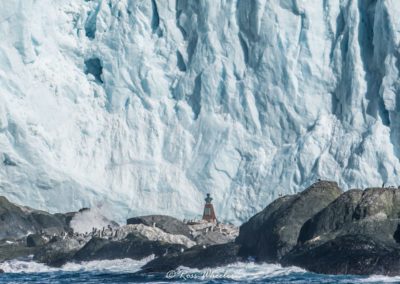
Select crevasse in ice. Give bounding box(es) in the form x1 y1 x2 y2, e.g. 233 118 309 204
1 0 400 224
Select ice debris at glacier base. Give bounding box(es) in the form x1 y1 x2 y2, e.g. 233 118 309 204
1 0 400 224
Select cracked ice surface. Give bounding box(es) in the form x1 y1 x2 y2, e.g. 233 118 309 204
1 0 400 224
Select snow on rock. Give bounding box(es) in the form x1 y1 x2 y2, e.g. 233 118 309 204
187 220 238 239
1 0 400 224
187 220 239 245
116 224 196 248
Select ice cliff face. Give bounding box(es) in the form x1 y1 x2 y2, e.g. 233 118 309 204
1 0 400 224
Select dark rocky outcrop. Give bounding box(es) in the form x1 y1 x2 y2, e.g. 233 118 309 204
140 242 242 273
4 182 400 277
127 215 191 238
298 188 400 245
393 224 400 243
33 237 84 267
354 187 400 220
26 234 48 247
236 181 342 261
0 196 72 240
73 233 185 262
298 189 363 243
281 187 400 275
282 234 400 276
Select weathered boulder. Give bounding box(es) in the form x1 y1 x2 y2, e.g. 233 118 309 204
236 181 342 261
283 187 400 275
298 188 400 245
127 215 191 238
73 233 185 262
140 242 242 273
298 189 362 243
0 196 71 240
26 234 48 247
282 234 400 276
194 231 232 246
33 237 84 267
353 188 400 220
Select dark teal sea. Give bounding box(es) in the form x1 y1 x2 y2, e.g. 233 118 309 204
0 258 397 283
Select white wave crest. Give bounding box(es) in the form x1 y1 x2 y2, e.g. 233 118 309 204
0 260 58 274
361 275 400 283
176 262 306 281
0 255 154 274
3 257 400 283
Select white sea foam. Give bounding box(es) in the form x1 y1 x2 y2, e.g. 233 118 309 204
361 275 400 283
2 258 400 283
178 263 400 283
0 259 59 274
0 258 304 279
217 262 306 280
0 256 154 274
61 256 155 273
69 205 118 234
175 262 306 281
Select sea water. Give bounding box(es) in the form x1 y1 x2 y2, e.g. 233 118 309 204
1 257 399 284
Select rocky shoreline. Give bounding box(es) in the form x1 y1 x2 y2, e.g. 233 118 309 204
2 181 400 276
0 195 238 269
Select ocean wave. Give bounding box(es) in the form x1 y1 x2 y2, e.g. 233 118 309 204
173 262 306 281
0 255 154 274
2 258 400 283
209 262 306 280
361 275 400 283
0 259 58 274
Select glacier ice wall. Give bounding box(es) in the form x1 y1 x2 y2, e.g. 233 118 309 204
1 0 400 223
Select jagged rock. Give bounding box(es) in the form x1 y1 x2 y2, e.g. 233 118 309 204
33 237 84 267
140 242 242 273
283 187 400 275
282 234 400 276
0 268 4 273
236 181 342 261
6 182 400 277
298 188 399 245
73 233 185 262
0 196 71 240
127 215 191 238
26 234 48 247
